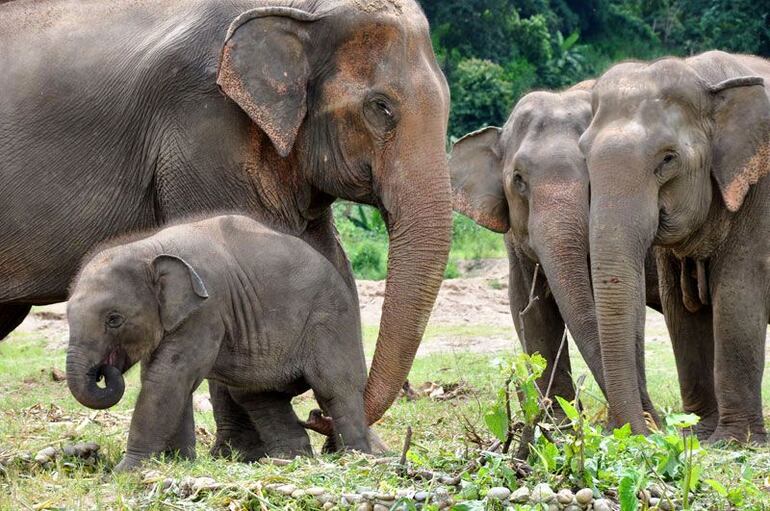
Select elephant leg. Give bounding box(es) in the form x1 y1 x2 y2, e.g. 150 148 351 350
508 245 574 405
209 381 266 462
162 394 196 460
709 270 767 444
228 389 312 458
0 304 31 341
655 249 718 439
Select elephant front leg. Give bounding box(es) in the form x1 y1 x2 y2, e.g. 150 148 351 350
209 381 267 462
228 390 312 458
116 349 208 472
709 272 767 444
508 247 574 405
656 249 718 439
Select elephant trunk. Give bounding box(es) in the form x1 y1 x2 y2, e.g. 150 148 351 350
530 181 607 394
363 153 453 427
589 194 657 434
66 344 126 410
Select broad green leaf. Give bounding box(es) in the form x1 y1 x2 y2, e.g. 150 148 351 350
666 413 700 429
555 396 580 422
484 404 509 442
613 423 632 440
451 501 485 511
618 474 639 511
704 479 728 497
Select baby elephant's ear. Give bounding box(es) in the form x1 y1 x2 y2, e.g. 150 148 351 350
151 255 209 333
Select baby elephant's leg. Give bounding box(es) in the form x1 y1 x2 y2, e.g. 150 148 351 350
229 390 312 458
163 394 196 460
209 381 266 462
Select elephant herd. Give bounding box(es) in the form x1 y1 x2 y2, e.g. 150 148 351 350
451 51 770 444
0 0 768 472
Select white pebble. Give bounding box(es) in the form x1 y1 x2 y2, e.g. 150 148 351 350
575 488 594 505
593 498 612 511
373 505 389 511
486 487 512 501
531 483 555 503
322 503 334 510
276 484 297 496
357 503 373 511
414 491 430 502
557 489 575 505
510 486 530 503
307 487 326 496
291 489 306 498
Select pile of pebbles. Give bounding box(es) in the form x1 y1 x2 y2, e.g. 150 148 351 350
144 475 679 511
0 442 101 470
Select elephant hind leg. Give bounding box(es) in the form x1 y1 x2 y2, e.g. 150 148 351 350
209 381 267 462
0 304 32 341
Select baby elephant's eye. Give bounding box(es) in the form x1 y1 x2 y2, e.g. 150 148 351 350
106 312 125 329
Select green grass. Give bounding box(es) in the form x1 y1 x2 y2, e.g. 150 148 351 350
1 320 769 510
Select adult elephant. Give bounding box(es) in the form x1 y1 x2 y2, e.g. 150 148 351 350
0 0 452 452
582 50 770 442
450 83 660 423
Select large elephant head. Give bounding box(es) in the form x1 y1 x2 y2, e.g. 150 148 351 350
580 50 770 433
449 85 610 391
216 1 452 430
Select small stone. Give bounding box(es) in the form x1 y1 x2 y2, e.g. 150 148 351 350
593 498 611 511
276 484 297 496
357 503 373 511
323 503 334 510
306 487 325 496
34 447 57 464
396 489 412 499
161 478 174 491
648 484 663 498
548 503 560 511
510 486 530 504
343 494 363 504
373 505 389 511
316 494 334 505
193 477 218 492
531 483 555 503
51 368 66 382
564 506 582 511
291 489 306 498
361 490 377 500
193 394 213 412
575 488 594 506
414 491 430 502
486 487 512 501
433 487 453 509
658 499 674 511
649 498 660 508
557 489 575 505
375 493 395 501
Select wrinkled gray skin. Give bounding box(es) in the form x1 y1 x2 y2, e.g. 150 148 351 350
583 50 770 442
67 215 370 472
0 0 452 445
450 84 661 422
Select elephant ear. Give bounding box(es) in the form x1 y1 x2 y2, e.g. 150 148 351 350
217 7 322 158
708 76 770 212
449 127 509 233
152 255 209 333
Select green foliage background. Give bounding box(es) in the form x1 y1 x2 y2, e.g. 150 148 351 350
337 0 770 280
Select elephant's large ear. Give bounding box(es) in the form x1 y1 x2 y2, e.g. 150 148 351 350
152 255 209 333
449 127 509 233
217 8 321 158
708 76 770 212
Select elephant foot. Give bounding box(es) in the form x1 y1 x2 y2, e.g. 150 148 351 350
211 430 267 463
690 411 719 440
113 455 146 473
707 422 767 445
263 434 313 459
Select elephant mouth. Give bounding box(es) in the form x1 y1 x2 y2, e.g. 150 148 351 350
100 347 130 374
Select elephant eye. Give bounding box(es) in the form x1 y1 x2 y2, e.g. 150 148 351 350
513 172 528 195
106 312 125 329
364 94 399 134
655 152 678 178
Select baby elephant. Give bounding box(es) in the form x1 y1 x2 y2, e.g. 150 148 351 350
66 215 370 471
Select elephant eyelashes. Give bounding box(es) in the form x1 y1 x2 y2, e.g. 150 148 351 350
106 312 125 329
655 153 678 178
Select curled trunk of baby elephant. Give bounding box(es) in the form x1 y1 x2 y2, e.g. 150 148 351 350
66 348 125 410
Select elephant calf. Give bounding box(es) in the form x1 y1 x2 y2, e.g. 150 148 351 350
66 215 370 471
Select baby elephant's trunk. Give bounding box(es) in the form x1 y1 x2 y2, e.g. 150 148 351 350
66 344 125 409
